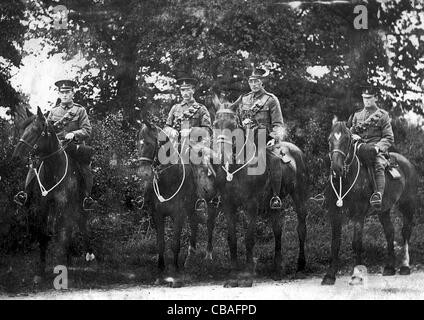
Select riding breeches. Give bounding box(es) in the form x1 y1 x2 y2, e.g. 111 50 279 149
374 153 389 195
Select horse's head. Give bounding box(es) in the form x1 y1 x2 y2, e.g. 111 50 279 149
13 107 55 161
328 116 353 177
136 120 158 179
211 93 240 163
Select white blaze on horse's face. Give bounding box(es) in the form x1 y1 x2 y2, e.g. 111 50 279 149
334 132 341 141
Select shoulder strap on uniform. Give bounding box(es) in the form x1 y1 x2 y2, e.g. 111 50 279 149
353 109 385 133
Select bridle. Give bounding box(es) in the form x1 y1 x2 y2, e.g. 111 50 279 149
214 108 258 182
17 120 70 197
328 128 361 208
136 124 186 205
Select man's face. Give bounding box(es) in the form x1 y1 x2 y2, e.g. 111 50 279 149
248 78 263 93
363 96 376 108
180 87 194 101
59 89 74 104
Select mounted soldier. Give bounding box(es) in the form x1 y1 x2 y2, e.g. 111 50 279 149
232 68 286 209
163 77 213 216
349 86 394 209
14 79 95 211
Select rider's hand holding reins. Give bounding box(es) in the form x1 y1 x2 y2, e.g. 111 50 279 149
65 132 75 140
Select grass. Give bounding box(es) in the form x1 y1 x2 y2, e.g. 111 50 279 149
1 200 424 295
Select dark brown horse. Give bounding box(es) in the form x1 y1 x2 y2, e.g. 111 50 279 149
211 97 308 277
136 121 219 277
322 120 419 285
12 107 93 277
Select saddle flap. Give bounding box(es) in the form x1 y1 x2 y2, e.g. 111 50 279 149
267 142 296 172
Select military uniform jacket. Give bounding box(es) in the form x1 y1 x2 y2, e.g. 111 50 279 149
350 107 394 153
47 102 92 143
234 89 284 132
166 99 211 132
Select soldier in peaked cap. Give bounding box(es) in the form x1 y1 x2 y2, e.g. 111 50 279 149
232 67 286 210
14 79 96 210
349 86 394 209
164 77 213 218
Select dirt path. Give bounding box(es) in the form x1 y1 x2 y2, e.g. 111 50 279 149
3 271 424 300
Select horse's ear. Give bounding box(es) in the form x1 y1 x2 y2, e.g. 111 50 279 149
44 111 50 119
332 115 338 126
211 93 222 112
26 107 34 118
37 106 45 120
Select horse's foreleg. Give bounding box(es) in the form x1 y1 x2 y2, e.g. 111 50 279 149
184 210 198 267
352 215 365 266
322 208 342 285
294 199 307 272
206 206 218 260
171 212 186 272
269 209 283 274
399 201 415 275
224 202 238 271
155 214 166 273
245 203 258 273
378 209 396 276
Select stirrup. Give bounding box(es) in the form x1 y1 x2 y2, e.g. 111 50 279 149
369 192 382 209
83 197 96 211
132 196 145 209
310 193 326 205
269 195 283 210
14 191 28 206
195 198 207 212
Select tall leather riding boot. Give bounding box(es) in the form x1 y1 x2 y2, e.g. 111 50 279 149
268 156 283 209
370 167 385 209
80 163 95 210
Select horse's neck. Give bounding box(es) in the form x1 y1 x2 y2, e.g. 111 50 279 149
41 139 66 175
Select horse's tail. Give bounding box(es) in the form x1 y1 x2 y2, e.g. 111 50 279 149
390 152 419 204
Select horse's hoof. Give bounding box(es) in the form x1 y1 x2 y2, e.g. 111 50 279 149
399 266 411 275
224 280 239 288
321 274 336 285
238 279 253 287
349 276 364 286
383 266 396 276
294 271 307 280
33 275 43 285
170 279 184 288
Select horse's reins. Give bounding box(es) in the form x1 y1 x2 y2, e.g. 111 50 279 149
139 124 186 203
215 108 258 182
18 123 70 197
329 134 361 208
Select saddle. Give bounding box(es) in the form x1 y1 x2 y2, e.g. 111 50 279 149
356 147 401 180
267 141 296 172
65 142 94 164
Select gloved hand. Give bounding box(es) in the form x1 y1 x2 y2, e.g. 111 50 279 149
180 128 191 137
163 126 178 139
64 132 75 140
352 134 361 141
358 143 378 162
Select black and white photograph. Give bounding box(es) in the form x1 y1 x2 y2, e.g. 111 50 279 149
0 0 424 303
